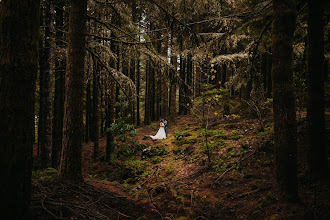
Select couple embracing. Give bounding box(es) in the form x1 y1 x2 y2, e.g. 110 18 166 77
150 118 168 140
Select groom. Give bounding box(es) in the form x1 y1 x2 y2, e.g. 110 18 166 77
163 118 168 138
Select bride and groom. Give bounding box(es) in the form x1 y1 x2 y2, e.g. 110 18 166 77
150 119 168 140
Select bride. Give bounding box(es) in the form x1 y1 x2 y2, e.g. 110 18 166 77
150 120 167 139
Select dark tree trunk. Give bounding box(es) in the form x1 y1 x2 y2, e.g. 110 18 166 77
156 70 161 120
136 55 141 126
85 77 91 142
185 53 193 114
115 45 120 119
100 81 104 137
39 0 54 168
105 40 116 162
151 61 156 121
0 0 40 217
52 0 66 168
266 53 273 98
105 86 115 162
59 0 87 182
261 52 267 93
307 0 328 177
92 61 100 160
130 55 136 124
38 3 45 156
179 55 186 114
272 0 298 200
169 56 177 119
144 58 151 125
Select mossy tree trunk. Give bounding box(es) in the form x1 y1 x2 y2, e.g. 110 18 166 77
0 0 40 217
59 0 87 182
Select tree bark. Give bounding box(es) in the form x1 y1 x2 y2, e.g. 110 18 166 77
144 58 150 125
105 39 116 162
85 77 91 142
307 0 328 177
136 54 141 126
59 0 87 182
0 0 40 217
52 0 66 168
169 56 177 120
179 55 186 114
272 0 298 200
92 60 100 160
40 0 54 168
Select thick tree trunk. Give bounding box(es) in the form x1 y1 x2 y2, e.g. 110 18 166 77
59 0 87 182
85 78 91 142
52 0 66 168
0 0 40 217
307 0 328 177
272 0 298 200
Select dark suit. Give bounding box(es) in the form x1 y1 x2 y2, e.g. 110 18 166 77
163 120 168 137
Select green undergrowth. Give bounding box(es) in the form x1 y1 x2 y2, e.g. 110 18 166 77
32 167 58 180
87 114 273 199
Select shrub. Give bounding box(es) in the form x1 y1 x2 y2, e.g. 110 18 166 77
174 130 191 140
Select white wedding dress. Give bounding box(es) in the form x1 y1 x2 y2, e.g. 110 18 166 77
150 123 167 139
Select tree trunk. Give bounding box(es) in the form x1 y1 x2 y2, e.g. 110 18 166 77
136 54 141 126
59 0 87 182
169 56 177 119
0 0 40 217
186 53 193 114
144 58 150 125
130 54 136 124
307 0 328 177
105 40 117 162
52 0 66 168
151 61 156 121
179 55 186 114
272 0 298 200
38 3 45 156
92 61 100 160
266 53 273 98
85 77 91 142
39 0 54 168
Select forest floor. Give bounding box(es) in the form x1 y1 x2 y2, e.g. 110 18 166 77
31 82 330 219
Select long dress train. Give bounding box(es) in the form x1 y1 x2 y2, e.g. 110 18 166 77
150 124 166 139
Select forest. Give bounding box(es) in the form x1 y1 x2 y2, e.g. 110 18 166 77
0 0 330 219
